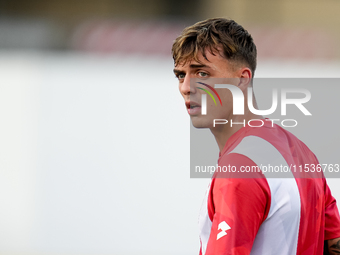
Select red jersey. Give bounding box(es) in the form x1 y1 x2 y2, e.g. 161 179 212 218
198 121 340 255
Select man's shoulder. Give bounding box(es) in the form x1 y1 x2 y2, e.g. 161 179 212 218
223 123 314 159
219 123 320 178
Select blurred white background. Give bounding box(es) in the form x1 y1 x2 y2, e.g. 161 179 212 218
0 52 339 255
0 0 340 254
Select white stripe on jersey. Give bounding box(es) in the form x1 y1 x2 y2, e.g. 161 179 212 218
199 181 212 255
229 136 301 255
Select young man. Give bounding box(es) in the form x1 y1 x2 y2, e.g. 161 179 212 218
172 18 340 255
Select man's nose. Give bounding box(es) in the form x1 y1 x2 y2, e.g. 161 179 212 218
180 76 194 95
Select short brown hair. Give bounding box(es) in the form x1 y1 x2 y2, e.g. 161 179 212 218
172 18 257 76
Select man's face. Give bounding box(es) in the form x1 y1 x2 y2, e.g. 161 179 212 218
174 50 242 129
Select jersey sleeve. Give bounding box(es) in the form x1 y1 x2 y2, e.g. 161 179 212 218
204 153 271 255
324 179 340 240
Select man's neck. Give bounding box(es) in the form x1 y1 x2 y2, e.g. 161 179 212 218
210 112 263 153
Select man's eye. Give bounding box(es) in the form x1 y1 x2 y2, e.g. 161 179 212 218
176 74 185 79
198 72 208 77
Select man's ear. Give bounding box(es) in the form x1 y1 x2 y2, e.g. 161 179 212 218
237 67 252 91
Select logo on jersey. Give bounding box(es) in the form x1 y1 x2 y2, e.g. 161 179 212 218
217 221 231 240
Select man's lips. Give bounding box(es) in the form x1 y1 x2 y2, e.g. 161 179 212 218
185 101 201 109
185 101 201 115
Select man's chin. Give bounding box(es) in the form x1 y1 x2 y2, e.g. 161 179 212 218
191 119 211 129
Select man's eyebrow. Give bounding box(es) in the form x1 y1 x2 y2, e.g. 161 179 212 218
173 64 210 74
173 69 183 74
189 64 210 69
